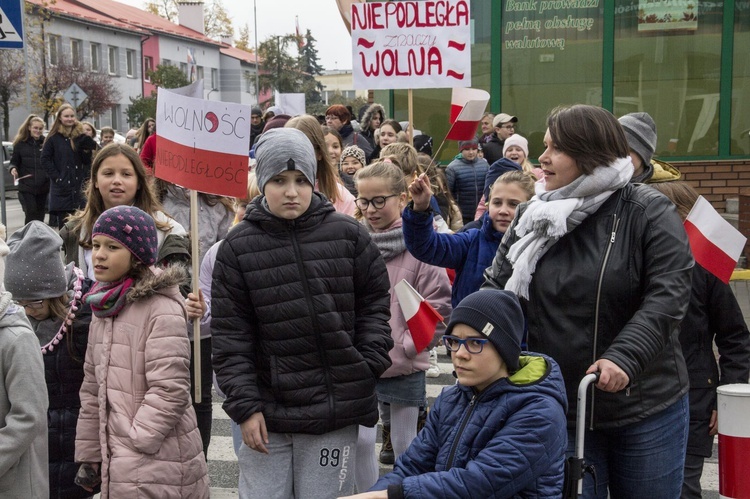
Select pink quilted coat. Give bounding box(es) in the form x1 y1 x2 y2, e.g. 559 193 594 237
75 267 209 498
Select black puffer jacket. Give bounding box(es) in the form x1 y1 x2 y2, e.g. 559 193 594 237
30 266 95 498
9 137 49 194
681 264 750 456
481 134 504 167
41 132 97 212
484 183 693 430
212 193 393 434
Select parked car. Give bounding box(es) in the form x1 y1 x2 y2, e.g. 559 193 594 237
1 142 18 192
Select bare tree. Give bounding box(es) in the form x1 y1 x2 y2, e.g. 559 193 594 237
0 50 26 140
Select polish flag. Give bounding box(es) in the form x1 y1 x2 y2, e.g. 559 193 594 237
446 87 490 141
394 279 444 354
683 196 747 284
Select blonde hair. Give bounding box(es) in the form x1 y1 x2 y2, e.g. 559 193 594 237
353 159 407 220
12 115 45 146
490 170 536 201
380 142 421 177
285 115 342 203
46 103 82 149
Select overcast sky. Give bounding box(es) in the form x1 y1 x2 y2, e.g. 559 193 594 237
114 0 354 70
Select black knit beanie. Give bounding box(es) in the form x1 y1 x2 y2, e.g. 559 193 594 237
445 289 525 371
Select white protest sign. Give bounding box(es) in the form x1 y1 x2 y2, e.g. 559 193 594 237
351 0 471 90
155 87 250 197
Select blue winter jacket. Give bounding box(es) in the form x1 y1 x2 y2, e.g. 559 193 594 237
403 205 504 308
371 354 568 499
445 156 490 224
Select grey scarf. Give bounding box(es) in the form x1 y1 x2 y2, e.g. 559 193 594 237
368 224 407 262
505 157 633 299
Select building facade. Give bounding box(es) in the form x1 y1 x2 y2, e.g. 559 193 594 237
375 0 750 212
9 0 261 136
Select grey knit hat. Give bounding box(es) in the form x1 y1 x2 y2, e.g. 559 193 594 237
255 127 317 193
445 289 525 371
339 145 366 170
5 221 67 300
619 112 657 166
92 206 158 266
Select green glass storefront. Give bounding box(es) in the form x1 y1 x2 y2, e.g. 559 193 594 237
375 0 750 163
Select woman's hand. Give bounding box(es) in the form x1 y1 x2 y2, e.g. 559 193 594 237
408 173 433 212
241 412 269 454
587 359 630 393
9 167 17 180
185 289 206 320
709 409 718 436
339 491 388 499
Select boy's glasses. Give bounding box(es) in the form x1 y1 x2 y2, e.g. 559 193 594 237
355 194 398 211
498 124 515 130
442 335 489 354
14 300 44 310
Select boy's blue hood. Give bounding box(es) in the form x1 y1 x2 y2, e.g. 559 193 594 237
484 157 522 199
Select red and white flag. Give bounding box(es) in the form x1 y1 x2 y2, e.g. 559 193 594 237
446 87 490 141
684 196 747 284
394 279 444 354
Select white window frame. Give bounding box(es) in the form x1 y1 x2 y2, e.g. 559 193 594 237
71 39 82 67
211 68 218 90
143 56 153 81
90 43 100 72
48 35 61 66
126 49 136 78
108 46 118 75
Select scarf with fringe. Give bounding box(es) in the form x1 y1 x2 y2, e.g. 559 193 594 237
505 157 633 299
84 278 133 318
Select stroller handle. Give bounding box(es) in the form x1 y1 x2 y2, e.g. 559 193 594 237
574 372 600 495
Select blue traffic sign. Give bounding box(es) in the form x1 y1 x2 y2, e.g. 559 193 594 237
0 0 24 49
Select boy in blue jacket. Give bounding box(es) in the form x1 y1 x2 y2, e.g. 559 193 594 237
343 289 568 499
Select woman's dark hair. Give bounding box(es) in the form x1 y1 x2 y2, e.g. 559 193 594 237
546 105 630 175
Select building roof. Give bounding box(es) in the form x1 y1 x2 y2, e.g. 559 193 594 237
220 44 260 65
78 0 221 45
28 0 222 46
26 0 147 35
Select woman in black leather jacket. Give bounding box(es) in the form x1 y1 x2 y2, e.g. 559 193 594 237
9 115 49 224
484 104 694 498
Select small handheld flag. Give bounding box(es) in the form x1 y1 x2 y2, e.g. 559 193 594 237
684 196 747 284
394 279 444 354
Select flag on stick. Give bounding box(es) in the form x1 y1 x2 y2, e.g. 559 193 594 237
684 196 747 284
395 279 444 354
446 87 490 141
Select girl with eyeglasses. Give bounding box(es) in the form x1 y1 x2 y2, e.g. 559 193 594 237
352 160 452 492
342 289 568 499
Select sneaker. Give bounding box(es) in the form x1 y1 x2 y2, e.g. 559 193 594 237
426 348 441 378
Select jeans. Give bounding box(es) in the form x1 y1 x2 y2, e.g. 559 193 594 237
567 393 689 499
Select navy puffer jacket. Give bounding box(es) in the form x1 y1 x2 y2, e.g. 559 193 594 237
41 132 97 212
212 193 393 434
445 156 490 224
373 354 568 498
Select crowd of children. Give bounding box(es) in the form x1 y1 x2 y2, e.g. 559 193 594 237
1 103 748 499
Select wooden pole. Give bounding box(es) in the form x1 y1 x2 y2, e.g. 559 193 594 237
190 190 201 402
408 88 414 147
